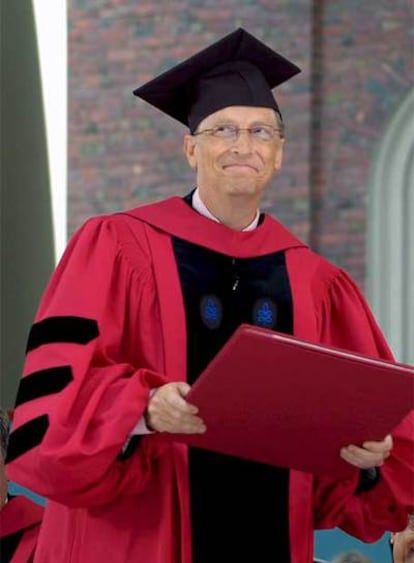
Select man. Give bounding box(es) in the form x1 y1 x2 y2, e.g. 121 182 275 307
0 409 44 562
391 515 414 563
6 28 414 563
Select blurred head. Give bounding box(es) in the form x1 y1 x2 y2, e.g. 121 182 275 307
0 408 10 509
391 515 414 563
332 551 371 563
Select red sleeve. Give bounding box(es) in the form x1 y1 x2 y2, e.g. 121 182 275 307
313 269 414 540
7 216 168 508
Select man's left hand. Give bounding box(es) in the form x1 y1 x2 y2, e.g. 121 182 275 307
340 434 393 469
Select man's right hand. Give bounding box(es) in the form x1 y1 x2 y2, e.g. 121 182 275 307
145 382 206 434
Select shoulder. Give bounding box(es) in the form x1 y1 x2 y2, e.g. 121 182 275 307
48 210 159 288
285 245 362 308
69 207 156 259
286 244 340 282
262 214 352 293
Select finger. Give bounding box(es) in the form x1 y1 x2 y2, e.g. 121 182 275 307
176 382 192 397
150 407 205 428
165 391 198 414
175 382 199 413
153 414 206 434
340 451 373 469
340 445 373 463
359 447 391 461
362 434 393 453
151 384 198 414
174 421 207 434
342 443 385 460
167 410 205 427
340 446 385 468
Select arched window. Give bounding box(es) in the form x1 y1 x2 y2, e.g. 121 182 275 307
367 88 414 363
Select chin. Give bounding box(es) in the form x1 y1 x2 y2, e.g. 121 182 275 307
224 181 263 196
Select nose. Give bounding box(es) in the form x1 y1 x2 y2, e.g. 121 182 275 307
230 129 253 153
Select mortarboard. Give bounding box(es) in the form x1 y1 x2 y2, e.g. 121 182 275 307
133 28 301 132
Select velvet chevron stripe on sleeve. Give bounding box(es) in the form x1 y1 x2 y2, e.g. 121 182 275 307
26 316 99 352
15 366 73 407
6 415 49 463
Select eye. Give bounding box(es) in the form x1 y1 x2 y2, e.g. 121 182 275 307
213 125 237 138
251 126 273 141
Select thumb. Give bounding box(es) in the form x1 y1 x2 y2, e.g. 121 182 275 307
176 381 192 397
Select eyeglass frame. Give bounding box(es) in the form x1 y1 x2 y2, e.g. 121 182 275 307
192 123 285 142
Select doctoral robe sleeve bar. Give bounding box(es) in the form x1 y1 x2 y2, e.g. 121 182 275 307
313 268 414 540
7 217 167 508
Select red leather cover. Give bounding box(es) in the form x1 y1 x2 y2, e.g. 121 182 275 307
172 324 414 477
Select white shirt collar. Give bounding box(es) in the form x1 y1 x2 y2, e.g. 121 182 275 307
192 188 260 231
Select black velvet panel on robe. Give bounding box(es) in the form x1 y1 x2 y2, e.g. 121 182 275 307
172 228 294 563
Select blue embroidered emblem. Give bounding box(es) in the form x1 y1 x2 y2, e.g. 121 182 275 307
200 295 223 329
253 298 277 329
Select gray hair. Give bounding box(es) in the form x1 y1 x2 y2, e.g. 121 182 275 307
274 110 285 139
0 409 10 459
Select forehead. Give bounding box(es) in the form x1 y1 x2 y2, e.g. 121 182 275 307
200 105 278 126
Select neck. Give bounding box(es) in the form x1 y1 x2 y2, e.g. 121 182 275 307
197 188 260 230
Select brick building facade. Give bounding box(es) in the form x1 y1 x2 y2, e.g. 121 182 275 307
68 0 413 289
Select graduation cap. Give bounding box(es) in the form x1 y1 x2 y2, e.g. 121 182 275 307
133 28 301 132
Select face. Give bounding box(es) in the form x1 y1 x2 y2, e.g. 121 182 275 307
392 517 414 563
183 106 284 206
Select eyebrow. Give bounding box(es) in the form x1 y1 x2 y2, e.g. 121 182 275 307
208 120 278 128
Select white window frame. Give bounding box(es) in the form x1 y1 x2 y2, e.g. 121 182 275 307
367 88 414 364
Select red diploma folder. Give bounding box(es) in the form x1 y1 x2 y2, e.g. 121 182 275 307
172 324 414 478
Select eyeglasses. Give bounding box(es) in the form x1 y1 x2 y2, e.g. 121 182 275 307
193 124 283 142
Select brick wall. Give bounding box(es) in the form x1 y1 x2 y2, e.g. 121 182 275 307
68 1 312 236
310 0 413 284
68 0 413 288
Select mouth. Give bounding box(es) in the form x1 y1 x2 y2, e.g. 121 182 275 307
222 163 258 172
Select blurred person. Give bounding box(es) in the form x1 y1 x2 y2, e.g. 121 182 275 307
0 409 43 562
0 410 8 510
391 514 414 563
331 550 371 563
6 28 414 563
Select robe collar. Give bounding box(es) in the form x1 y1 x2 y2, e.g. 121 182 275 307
122 196 306 258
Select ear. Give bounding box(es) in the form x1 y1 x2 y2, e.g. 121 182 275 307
274 139 284 171
183 134 197 169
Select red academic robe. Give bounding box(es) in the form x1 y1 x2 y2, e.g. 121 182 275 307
0 496 44 562
7 197 414 563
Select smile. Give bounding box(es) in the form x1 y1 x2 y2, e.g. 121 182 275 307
223 163 258 172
